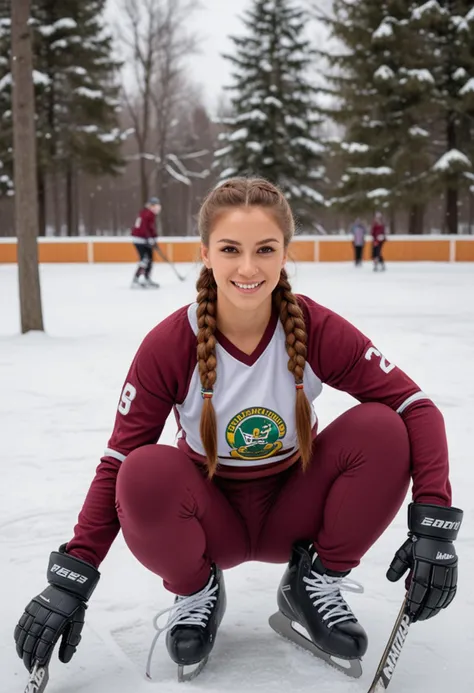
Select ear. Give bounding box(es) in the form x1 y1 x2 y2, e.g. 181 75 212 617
201 243 211 269
282 248 288 267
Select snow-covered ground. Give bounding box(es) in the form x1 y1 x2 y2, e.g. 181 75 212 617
1 261 473 693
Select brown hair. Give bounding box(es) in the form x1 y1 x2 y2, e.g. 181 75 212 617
197 177 312 477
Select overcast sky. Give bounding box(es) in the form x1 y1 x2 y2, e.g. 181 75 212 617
105 0 331 113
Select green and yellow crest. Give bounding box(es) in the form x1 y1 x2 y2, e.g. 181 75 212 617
226 407 287 460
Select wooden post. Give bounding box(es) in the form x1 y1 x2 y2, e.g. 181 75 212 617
11 0 44 332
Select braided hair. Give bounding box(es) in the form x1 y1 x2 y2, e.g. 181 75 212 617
197 177 312 477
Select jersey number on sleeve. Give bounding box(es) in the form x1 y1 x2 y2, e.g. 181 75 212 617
118 383 137 415
364 347 395 374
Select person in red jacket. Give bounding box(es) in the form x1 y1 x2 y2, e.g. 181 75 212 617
371 211 387 271
131 197 162 288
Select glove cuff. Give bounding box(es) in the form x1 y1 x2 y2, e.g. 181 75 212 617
47 545 100 601
408 502 463 541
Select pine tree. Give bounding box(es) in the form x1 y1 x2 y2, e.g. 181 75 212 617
0 0 125 233
405 2 474 234
319 0 437 232
319 1 474 233
214 0 326 226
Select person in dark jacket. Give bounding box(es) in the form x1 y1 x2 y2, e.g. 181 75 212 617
371 212 387 272
131 197 161 288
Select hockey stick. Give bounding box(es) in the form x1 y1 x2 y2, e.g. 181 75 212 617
23 661 49 693
367 596 412 692
152 243 185 281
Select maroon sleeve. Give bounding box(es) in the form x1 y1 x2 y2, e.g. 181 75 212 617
66 306 197 567
145 209 157 239
299 295 451 507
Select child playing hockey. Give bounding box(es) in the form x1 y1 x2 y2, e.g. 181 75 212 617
15 178 461 690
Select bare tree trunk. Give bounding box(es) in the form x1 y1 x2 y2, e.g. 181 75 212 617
445 115 458 234
388 207 396 235
408 203 425 234
11 0 44 333
66 163 79 235
37 170 46 236
52 170 61 235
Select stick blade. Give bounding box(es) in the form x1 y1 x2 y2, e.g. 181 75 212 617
24 663 49 693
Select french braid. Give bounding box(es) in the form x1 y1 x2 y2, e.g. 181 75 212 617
196 265 219 477
273 268 313 469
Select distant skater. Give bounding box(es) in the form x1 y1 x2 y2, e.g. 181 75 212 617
350 218 367 266
131 197 161 288
371 212 386 271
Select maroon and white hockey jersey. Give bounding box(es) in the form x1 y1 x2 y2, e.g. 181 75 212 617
131 207 157 244
67 295 451 567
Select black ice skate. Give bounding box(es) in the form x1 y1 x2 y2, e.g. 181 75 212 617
269 541 367 679
146 565 226 682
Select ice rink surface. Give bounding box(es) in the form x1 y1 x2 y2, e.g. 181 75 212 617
1 260 473 693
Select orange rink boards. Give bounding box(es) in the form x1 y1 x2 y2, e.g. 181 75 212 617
1 235 473 263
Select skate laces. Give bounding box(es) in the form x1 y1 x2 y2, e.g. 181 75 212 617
303 571 364 629
145 571 218 679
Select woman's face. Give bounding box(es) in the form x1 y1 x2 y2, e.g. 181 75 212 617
201 207 287 314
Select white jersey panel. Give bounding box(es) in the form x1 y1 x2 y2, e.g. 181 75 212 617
175 304 323 468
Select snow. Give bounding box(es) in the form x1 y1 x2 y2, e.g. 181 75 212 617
405 69 435 85
228 127 249 142
0 73 12 92
1 261 473 693
341 142 369 154
374 65 394 81
409 126 429 138
75 87 105 100
293 137 325 155
433 149 472 172
459 78 474 96
373 21 394 40
38 18 78 37
367 188 390 198
411 1 447 21
33 71 51 87
347 167 393 177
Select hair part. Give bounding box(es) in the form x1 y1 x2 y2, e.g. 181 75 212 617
199 177 295 248
195 177 312 478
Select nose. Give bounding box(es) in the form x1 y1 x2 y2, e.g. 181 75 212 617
238 253 259 278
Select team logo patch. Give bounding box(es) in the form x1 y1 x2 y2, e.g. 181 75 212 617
226 407 287 460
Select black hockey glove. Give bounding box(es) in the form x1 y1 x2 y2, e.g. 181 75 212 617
14 545 100 671
387 503 462 622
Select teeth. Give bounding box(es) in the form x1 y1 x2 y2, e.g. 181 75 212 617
234 282 261 290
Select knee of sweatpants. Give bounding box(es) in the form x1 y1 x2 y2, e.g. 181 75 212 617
116 444 192 520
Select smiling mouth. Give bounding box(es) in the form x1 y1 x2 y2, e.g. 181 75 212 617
231 281 265 291
231 281 264 293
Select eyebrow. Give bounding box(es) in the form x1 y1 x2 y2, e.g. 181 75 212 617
216 238 281 245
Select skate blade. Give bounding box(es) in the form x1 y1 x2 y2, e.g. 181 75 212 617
177 656 209 682
269 611 362 679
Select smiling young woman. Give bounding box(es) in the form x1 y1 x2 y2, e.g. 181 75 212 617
15 178 461 686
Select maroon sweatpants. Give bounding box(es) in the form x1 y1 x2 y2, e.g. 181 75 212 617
116 403 410 595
